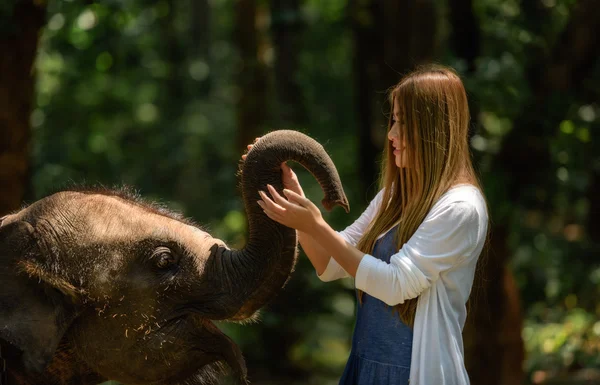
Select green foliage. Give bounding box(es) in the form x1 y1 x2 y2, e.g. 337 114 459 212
34 0 241 225
524 308 600 378
30 0 600 384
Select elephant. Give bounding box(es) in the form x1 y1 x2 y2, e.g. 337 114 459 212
0 130 349 385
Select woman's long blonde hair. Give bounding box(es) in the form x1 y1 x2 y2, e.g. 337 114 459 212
356 64 483 327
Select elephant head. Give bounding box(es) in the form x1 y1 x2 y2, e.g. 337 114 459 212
0 130 349 385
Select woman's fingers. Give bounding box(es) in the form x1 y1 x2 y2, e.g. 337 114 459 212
241 145 252 161
258 191 276 207
263 208 283 223
258 191 281 210
257 191 286 223
283 189 309 206
242 139 260 161
267 184 295 208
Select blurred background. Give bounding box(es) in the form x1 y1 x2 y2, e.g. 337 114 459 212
1 0 599 384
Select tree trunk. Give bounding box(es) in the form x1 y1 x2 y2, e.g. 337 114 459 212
348 0 380 194
446 1 525 384
189 0 211 95
349 0 438 194
463 224 525 385
588 169 600 244
164 0 185 106
232 2 271 380
497 0 600 204
270 0 306 127
447 0 481 141
234 0 268 153
150 0 187 190
249 0 313 379
476 2 600 384
348 0 378 194
448 0 480 73
0 1 46 216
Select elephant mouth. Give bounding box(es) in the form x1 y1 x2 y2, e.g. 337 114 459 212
172 362 243 385
148 315 248 385
148 364 238 385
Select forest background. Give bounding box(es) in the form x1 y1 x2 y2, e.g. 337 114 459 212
1 0 599 384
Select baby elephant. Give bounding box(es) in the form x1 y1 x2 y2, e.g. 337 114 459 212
0 130 349 385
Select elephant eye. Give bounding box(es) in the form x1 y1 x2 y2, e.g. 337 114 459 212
153 248 176 269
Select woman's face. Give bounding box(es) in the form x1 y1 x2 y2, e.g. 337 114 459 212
388 102 408 168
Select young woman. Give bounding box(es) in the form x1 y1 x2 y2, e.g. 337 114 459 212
243 64 488 384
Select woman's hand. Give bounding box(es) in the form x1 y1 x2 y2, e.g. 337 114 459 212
242 137 305 197
257 184 323 235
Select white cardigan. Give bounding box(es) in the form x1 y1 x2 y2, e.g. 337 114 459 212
318 184 488 385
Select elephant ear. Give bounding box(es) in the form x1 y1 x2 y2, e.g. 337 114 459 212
0 220 79 374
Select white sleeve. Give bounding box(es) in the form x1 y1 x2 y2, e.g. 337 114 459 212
317 189 384 282
354 200 479 305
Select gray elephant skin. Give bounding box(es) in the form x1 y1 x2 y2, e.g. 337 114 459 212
0 130 349 385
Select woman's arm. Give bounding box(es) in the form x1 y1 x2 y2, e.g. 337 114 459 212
304 220 367 278
297 231 331 275
258 185 370 277
243 138 380 280
354 200 481 305
259 186 481 306
300 189 384 278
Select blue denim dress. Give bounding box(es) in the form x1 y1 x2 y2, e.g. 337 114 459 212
339 225 412 385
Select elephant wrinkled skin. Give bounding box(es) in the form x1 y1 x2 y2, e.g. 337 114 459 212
0 130 349 385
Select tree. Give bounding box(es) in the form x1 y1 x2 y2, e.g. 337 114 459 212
448 0 480 73
234 0 268 154
348 0 438 194
270 0 306 127
447 1 525 384
472 1 600 384
589 171 600 244
190 0 211 95
0 1 46 216
248 0 314 381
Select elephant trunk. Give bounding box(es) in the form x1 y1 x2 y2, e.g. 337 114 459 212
207 130 349 320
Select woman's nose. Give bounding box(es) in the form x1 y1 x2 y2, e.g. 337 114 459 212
388 127 397 141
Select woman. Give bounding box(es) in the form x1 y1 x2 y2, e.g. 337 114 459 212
244 64 488 384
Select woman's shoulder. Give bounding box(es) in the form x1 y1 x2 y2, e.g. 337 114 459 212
370 184 488 224
366 188 386 209
438 184 485 205
428 184 488 224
